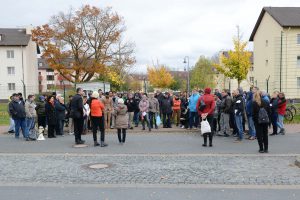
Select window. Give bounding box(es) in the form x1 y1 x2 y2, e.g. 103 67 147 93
265 40 268 47
46 69 54 72
39 72 41 75
250 77 254 83
250 66 254 71
7 67 15 75
8 83 15 91
297 77 300 88
39 81 42 85
47 75 54 80
297 56 300 67
298 34 300 44
38 62 43 67
265 60 268 66
7 50 14 58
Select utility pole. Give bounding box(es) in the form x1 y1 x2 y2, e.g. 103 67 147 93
280 31 283 92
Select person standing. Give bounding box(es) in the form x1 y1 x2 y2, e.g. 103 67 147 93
35 96 46 130
45 96 57 138
9 93 28 140
70 88 85 144
103 92 113 129
218 89 232 137
246 91 256 140
55 96 66 136
115 98 129 143
25 95 37 138
111 91 119 129
124 93 136 129
139 94 151 131
83 96 90 135
7 95 15 134
133 92 142 127
253 91 270 153
270 91 279 136
161 92 173 128
188 89 200 130
148 93 160 129
90 91 107 147
233 89 245 142
172 95 181 127
197 88 215 147
277 92 286 135
66 95 74 135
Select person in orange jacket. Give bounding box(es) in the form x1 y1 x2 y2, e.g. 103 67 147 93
172 95 181 126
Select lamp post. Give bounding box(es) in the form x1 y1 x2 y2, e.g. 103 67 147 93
183 56 190 96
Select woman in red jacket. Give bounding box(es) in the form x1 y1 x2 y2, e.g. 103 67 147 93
277 92 286 135
196 88 215 147
90 91 107 147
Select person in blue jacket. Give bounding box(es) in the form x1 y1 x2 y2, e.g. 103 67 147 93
188 89 200 129
246 91 256 140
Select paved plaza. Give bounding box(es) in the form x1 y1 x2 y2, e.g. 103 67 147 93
0 127 300 199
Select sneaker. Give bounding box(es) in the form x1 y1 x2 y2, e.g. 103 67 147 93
69 132 74 135
234 139 242 143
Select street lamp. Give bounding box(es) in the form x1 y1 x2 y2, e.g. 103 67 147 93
183 56 190 96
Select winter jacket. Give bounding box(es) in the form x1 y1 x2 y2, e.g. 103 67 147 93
277 97 287 115
253 100 271 124
172 98 181 111
55 102 66 120
214 99 222 118
125 98 137 112
112 96 119 108
180 97 188 110
35 100 46 116
25 100 37 118
262 95 270 104
148 97 160 113
115 103 129 129
220 95 232 114
45 102 56 125
188 93 200 112
246 92 254 116
70 94 83 119
139 98 150 113
161 96 173 114
90 98 105 117
9 100 26 120
270 97 279 114
197 94 215 116
233 94 245 116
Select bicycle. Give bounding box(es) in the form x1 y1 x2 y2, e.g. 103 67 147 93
284 108 294 122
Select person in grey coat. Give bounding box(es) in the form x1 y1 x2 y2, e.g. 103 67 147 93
115 98 129 143
148 93 160 129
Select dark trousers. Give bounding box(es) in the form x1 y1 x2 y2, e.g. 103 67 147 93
37 115 46 128
162 113 172 128
189 111 199 128
91 116 105 142
73 118 84 142
271 112 278 135
133 111 140 126
48 124 56 138
56 119 64 135
149 112 157 129
203 115 214 145
255 122 268 151
117 128 127 143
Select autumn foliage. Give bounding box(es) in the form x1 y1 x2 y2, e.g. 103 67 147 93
32 5 135 83
147 65 174 89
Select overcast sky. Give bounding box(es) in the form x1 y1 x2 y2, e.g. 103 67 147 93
1 0 299 73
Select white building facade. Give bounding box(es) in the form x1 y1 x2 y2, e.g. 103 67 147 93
0 28 38 100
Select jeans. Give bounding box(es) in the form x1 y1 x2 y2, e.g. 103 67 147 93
8 117 15 132
247 115 256 137
26 118 35 136
235 114 244 140
57 119 64 135
277 114 284 130
133 111 140 126
162 113 172 128
14 118 28 138
271 112 278 134
149 112 157 128
189 112 199 128
220 113 230 134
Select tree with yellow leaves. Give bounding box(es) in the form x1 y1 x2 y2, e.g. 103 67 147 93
214 36 252 87
147 65 174 89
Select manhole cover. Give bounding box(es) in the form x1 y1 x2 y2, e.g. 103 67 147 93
73 144 88 148
88 163 110 169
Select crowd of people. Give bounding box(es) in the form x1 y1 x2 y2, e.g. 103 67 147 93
7 86 287 153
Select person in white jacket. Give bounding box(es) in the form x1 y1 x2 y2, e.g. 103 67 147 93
83 96 90 135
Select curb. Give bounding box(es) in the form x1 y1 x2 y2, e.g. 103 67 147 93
295 157 300 168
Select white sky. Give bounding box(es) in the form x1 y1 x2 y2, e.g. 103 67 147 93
1 0 300 72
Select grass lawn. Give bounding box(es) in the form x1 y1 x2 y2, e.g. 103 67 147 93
0 103 9 126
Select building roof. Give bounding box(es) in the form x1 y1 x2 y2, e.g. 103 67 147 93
250 7 300 41
0 28 31 46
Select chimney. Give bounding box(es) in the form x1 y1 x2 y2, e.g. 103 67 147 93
0 34 2 41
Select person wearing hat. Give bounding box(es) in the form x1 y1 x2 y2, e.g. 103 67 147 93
197 87 215 147
90 91 107 147
35 95 46 130
115 98 129 143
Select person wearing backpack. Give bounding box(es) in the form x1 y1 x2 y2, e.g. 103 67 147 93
197 88 215 147
253 91 271 153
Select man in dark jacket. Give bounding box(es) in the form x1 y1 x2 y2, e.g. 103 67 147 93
133 92 141 127
35 96 46 129
218 89 232 137
71 88 85 144
233 89 245 142
125 93 137 129
161 92 173 128
9 93 28 140
55 96 66 136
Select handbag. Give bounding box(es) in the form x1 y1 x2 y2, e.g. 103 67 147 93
201 118 211 135
156 114 161 126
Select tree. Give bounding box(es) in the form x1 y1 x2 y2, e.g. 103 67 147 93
129 80 142 91
147 65 174 89
32 5 135 83
169 76 182 91
214 36 251 87
190 56 216 89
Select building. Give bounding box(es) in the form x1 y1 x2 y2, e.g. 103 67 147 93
215 51 254 92
250 7 300 98
0 28 39 100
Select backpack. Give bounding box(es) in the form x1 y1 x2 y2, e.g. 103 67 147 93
258 106 269 124
198 98 206 111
